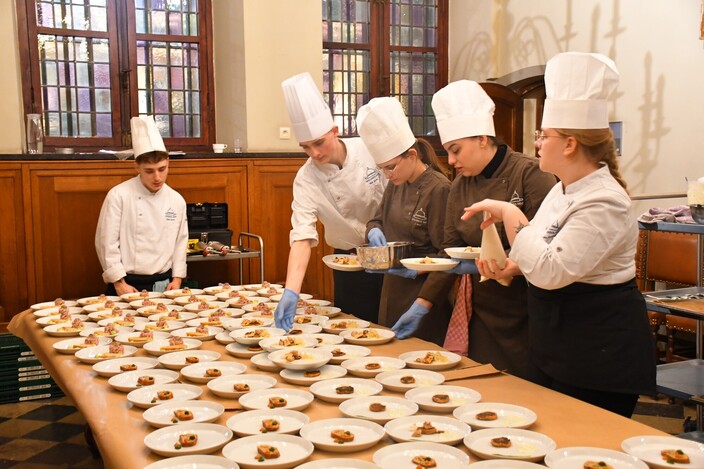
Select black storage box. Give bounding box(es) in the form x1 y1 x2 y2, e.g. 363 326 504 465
187 203 228 230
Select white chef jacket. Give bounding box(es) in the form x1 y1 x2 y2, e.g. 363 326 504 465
95 176 188 284
289 137 387 249
511 165 636 289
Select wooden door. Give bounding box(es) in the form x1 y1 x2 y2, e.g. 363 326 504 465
480 82 524 150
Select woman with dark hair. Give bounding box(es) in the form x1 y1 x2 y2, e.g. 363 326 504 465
357 97 452 345
391 80 556 378
463 52 655 417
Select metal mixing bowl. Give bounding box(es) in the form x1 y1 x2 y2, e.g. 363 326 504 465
691 204 704 224
356 241 413 270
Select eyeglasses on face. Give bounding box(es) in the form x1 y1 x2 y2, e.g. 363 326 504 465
534 130 565 144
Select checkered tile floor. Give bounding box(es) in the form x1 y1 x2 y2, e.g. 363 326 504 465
0 396 103 468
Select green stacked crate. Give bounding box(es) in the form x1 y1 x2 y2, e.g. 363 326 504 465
0 334 63 404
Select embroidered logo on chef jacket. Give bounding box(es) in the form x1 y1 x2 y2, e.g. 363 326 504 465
165 208 177 222
543 220 560 242
509 190 524 208
412 207 428 226
364 167 382 185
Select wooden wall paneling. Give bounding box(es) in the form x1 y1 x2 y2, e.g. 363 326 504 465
29 164 133 303
0 166 29 325
167 160 250 288
480 82 524 150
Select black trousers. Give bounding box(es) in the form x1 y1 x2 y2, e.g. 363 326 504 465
333 249 383 324
105 270 173 295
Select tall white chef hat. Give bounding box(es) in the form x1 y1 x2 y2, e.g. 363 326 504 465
431 80 495 145
541 52 620 129
131 115 166 160
281 72 335 143
356 97 416 166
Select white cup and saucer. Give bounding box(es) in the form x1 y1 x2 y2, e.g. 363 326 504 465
212 143 228 153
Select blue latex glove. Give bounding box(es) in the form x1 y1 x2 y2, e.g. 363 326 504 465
367 228 387 247
364 268 418 279
274 288 299 332
391 300 430 339
447 259 479 275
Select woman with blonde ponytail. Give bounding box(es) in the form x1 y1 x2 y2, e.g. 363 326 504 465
462 52 655 418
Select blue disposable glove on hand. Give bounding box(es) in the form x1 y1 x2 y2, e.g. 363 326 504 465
274 288 299 332
448 259 479 275
367 228 387 247
391 300 430 339
365 267 418 279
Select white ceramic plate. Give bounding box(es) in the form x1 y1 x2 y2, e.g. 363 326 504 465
143 455 237 469
224 317 274 330
453 402 537 429
445 246 482 260
241 301 277 314
339 328 395 345
238 388 314 412
147 311 197 322
37 314 90 327
226 409 310 437
279 364 347 385
174 294 217 305
405 384 481 413
127 383 203 409
341 356 406 378
297 459 380 469
184 301 229 313
215 331 235 345
322 254 364 272
122 291 164 301
225 342 266 358
468 461 546 469
203 284 243 294
242 283 283 292
114 331 170 347
92 356 159 377
288 324 323 335
298 299 332 307
316 344 371 364
31 299 79 311
162 288 205 298
135 320 186 333
180 361 247 384
260 336 319 353
228 297 270 308
309 377 383 404
171 326 223 341
269 293 313 302
157 350 222 370
375 369 445 393
545 446 649 469
295 306 342 318
137 304 185 316
143 400 225 428
53 336 111 354
258 287 286 298
44 322 97 338
97 316 149 328
250 353 281 373
128 298 174 309
76 295 121 306
215 290 257 301
33 306 83 317
108 369 179 392
197 307 245 319
621 435 704 469
75 344 138 364
144 422 232 457
465 428 556 462
339 396 418 424
300 417 385 453
290 314 327 326
322 319 371 334
230 327 286 346
399 350 462 371
143 338 202 356
206 374 278 399
267 347 332 371
385 415 471 445
221 433 313 469
80 325 131 338
86 307 131 320
400 257 459 271
186 316 234 328
307 333 344 346
373 441 469 469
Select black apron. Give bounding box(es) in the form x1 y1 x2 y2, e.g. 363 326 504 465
105 270 173 295
333 249 383 324
528 279 656 395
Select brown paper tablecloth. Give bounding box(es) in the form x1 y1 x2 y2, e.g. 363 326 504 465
9 309 666 468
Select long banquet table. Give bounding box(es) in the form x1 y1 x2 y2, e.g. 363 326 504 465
9 308 667 468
